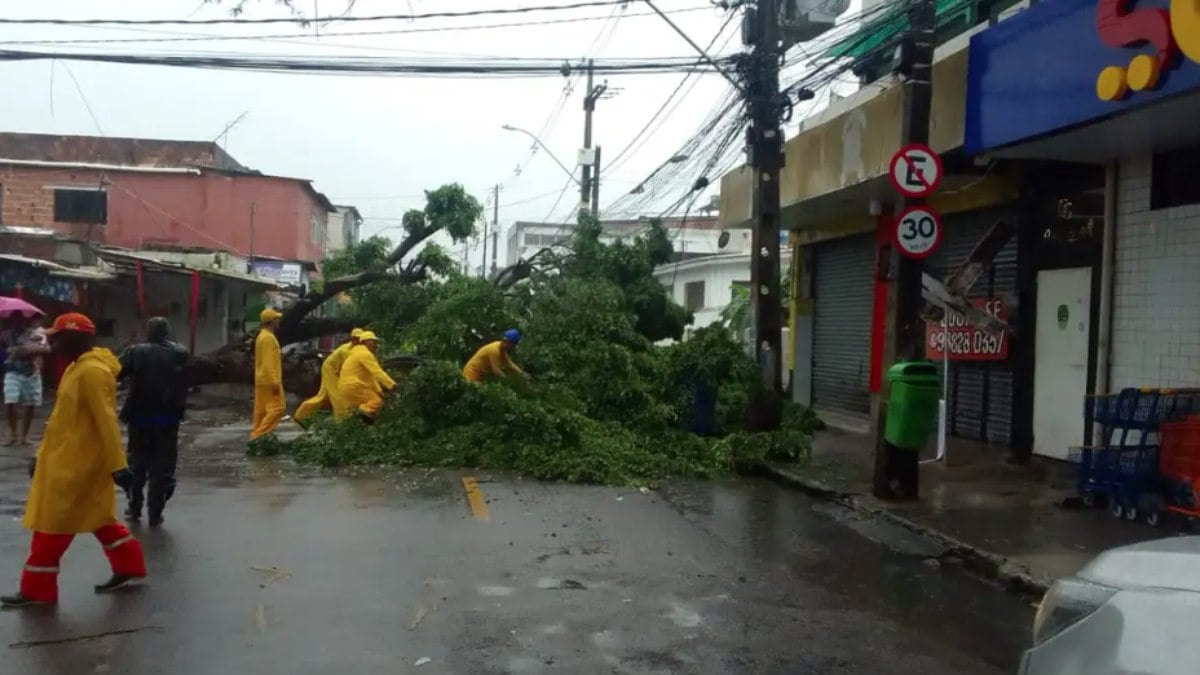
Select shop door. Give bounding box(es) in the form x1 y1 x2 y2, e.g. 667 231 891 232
811 234 874 419
1033 267 1092 460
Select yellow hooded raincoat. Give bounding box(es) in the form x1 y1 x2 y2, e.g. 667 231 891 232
251 327 285 440
295 340 355 421
338 344 396 418
24 348 127 534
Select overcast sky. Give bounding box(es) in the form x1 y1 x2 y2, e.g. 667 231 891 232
0 0 755 269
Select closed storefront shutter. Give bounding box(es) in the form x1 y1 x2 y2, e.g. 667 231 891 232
927 204 1019 445
812 233 875 418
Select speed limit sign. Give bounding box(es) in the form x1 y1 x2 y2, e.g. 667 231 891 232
893 206 942 258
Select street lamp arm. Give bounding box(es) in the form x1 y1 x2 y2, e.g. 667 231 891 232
502 124 581 186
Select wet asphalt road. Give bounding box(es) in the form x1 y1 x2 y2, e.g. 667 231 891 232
0 413 1032 674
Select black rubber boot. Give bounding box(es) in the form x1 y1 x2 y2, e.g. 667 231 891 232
1 593 50 608
94 574 141 593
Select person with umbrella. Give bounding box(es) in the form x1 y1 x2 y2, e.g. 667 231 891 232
1 298 50 447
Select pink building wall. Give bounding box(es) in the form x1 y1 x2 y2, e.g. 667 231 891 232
0 165 328 263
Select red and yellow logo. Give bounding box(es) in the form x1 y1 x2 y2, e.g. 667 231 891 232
1096 0 1200 100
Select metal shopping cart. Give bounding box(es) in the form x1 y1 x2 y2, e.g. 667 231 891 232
1071 388 1196 524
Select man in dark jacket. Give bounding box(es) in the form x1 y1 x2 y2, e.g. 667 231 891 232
118 317 189 526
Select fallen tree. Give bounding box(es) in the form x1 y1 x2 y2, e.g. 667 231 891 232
251 214 823 485
186 183 482 394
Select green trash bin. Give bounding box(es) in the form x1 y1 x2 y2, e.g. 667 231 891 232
884 362 940 450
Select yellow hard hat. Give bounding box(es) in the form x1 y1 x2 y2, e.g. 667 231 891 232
351 328 364 338
260 308 283 324
358 331 379 342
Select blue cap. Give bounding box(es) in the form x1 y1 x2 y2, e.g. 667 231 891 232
503 329 522 344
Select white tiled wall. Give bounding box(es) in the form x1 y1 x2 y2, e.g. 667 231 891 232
1109 155 1200 389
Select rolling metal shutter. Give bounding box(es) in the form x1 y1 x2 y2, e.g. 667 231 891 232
928 205 1019 445
812 233 875 418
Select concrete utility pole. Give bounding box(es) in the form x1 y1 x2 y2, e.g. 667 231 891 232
744 0 786 431
580 59 607 218
491 184 501 275
873 0 937 499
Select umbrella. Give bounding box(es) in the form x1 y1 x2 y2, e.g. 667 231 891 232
0 296 45 318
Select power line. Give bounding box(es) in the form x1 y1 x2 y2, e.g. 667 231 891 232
603 8 738 174
0 5 715 48
0 49 732 78
0 1 644 26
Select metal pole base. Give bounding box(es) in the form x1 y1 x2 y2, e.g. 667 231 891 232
873 441 920 500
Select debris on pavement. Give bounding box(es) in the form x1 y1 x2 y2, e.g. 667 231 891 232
415 657 432 667
250 565 292 584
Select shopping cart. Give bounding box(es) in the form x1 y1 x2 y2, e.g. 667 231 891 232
1072 388 1193 523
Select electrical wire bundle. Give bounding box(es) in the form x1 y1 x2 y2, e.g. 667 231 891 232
602 0 928 221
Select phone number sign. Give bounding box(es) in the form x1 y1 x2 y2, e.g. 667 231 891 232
926 298 1009 361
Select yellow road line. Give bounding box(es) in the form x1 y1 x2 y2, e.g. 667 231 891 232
462 476 489 522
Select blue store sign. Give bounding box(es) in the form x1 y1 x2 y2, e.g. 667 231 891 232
966 0 1200 153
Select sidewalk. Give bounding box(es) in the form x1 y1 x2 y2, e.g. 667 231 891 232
764 427 1181 595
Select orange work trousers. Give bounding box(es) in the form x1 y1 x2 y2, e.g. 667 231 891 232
20 523 147 603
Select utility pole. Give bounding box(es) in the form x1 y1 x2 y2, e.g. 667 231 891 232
744 0 785 431
480 213 489 279
491 184 501 275
591 145 602 216
580 59 607 218
873 0 937 499
247 202 257 274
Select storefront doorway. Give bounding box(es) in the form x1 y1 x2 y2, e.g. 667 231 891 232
1033 267 1092 459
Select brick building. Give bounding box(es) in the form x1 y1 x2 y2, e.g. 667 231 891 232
0 132 334 265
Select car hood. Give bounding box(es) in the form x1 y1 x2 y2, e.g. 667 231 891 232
1078 536 1200 592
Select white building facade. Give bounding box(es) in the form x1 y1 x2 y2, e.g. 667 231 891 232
505 216 727 267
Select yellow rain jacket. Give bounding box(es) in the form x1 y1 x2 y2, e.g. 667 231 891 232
463 341 525 383
251 328 285 440
24 348 126 534
338 345 396 418
296 341 354 421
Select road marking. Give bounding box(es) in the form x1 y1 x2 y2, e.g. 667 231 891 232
462 476 489 521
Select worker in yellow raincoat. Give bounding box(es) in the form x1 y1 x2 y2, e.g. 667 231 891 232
250 308 285 440
294 328 363 425
2 312 147 608
337 331 395 423
463 329 526 383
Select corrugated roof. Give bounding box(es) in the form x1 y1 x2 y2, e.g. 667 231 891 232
0 253 114 280
92 248 285 289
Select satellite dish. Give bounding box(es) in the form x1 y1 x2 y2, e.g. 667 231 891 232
718 230 731 249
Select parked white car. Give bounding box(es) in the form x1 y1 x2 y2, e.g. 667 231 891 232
1021 536 1200 674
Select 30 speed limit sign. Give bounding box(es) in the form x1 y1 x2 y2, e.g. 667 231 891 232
893 206 942 258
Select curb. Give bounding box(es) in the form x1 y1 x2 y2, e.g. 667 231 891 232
760 461 1051 599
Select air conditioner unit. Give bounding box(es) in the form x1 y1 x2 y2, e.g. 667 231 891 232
780 0 851 44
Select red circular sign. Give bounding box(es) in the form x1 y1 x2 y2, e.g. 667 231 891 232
888 144 944 198
893 206 943 259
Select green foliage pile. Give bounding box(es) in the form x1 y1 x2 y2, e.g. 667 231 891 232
272 204 822 485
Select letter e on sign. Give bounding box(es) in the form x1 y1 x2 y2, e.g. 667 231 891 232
889 144 943 198
894 206 942 258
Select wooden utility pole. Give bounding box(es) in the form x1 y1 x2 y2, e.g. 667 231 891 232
873 0 937 499
745 0 785 431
